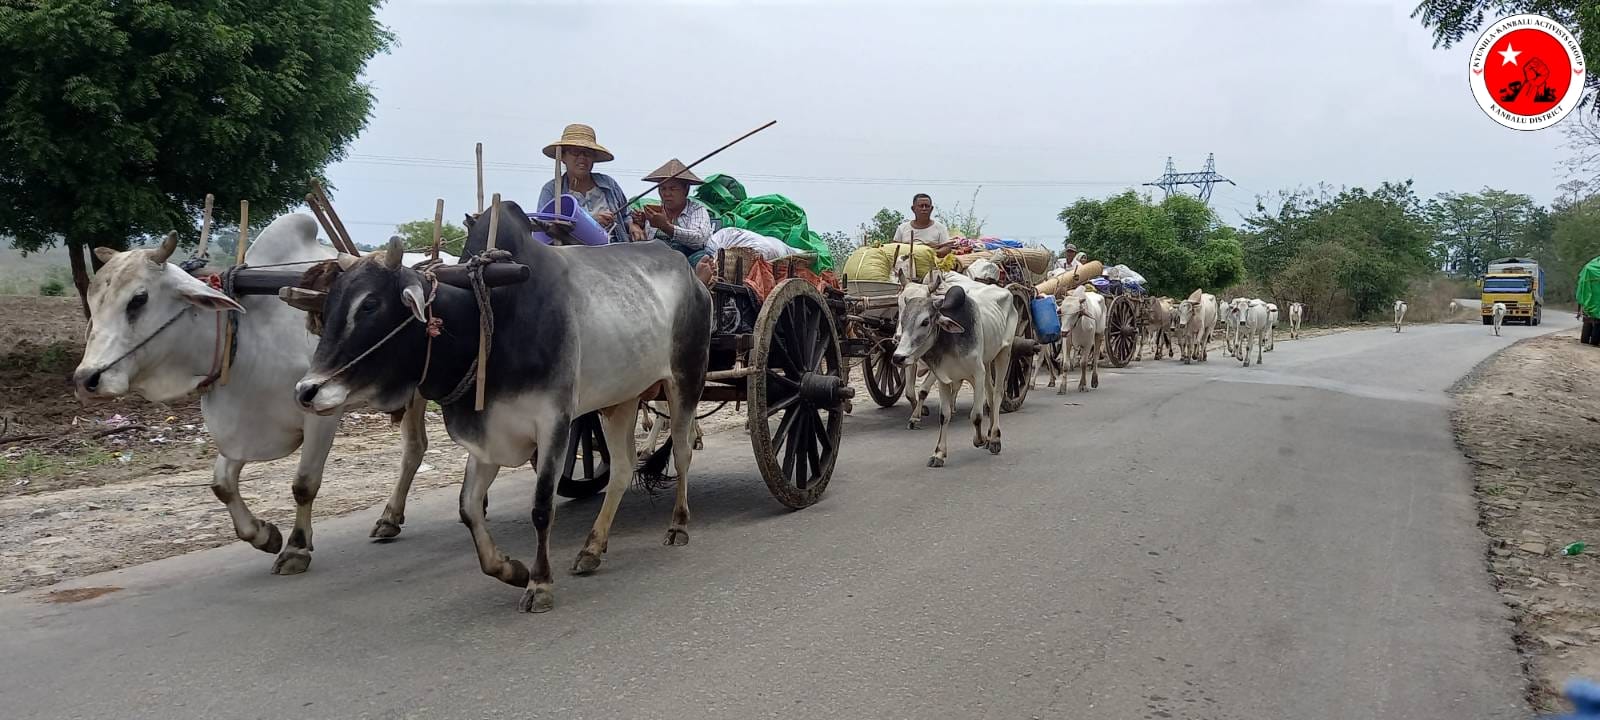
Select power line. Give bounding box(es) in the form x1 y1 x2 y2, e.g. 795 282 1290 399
342 153 1141 189
1143 153 1236 204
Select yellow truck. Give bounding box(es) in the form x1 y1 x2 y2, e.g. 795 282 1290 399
1480 257 1545 326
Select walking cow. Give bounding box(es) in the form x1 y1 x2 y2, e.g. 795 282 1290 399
1492 302 1507 336
891 269 1022 468
1057 286 1106 393
72 214 431 575
1394 300 1408 332
292 200 711 614
1288 302 1305 339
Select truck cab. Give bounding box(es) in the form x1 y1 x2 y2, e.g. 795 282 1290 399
1481 257 1545 326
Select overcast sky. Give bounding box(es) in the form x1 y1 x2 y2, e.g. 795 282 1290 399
318 0 1577 247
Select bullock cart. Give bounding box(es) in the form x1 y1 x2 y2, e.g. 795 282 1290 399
1097 279 1145 369
563 246 1044 508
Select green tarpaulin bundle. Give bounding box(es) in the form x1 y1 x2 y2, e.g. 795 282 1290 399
1579 256 1600 319
694 174 834 272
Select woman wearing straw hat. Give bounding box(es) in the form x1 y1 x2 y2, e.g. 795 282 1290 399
631 159 717 279
538 123 632 245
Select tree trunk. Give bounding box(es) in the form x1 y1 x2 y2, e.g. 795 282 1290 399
68 239 92 319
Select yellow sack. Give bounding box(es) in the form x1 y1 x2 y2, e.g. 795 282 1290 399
842 243 949 281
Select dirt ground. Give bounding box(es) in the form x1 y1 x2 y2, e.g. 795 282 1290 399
1452 328 1600 713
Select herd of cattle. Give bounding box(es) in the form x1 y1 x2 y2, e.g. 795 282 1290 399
61 203 1429 613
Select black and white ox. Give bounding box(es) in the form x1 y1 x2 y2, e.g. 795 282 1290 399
71 214 430 575
891 269 1022 467
291 201 711 614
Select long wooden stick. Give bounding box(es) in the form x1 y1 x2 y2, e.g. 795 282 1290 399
431 198 445 262
195 194 215 259
475 193 500 411
305 193 345 254
475 143 485 214
625 120 777 207
310 180 357 254
220 200 249 387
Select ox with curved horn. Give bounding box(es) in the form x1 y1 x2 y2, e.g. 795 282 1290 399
292 198 712 614
72 213 437 576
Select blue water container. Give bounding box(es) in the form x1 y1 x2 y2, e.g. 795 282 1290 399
1031 296 1061 344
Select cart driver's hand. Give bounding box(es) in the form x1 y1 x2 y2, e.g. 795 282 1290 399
593 209 615 228
628 224 646 242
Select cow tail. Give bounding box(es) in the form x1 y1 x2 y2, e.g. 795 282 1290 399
633 437 675 496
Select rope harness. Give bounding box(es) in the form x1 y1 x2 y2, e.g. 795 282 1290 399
312 250 512 408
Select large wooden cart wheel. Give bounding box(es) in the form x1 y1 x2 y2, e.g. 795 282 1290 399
1103 294 1140 368
861 337 905 408
749 279 853 509
1000 284 1037 413
556 411 609 500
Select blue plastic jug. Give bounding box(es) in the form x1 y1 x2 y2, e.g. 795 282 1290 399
1545 679 1600 719
1031 296 1061 344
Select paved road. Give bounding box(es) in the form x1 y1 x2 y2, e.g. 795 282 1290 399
1 318 1576 720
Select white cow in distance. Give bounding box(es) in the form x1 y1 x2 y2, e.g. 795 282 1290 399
1057 286 1107 393
1492 302 1507 336
1237 300 1272 367
1394 300 1408 332
1288 302 1305 339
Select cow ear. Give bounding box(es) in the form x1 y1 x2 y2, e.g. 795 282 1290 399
94 246 119 263
399 282 428 324
178 280 245 314
937 316 966 334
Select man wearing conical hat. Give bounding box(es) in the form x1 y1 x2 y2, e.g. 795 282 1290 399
631 159 716 269
538 124 632 244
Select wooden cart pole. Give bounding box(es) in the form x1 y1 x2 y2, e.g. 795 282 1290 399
475 193 500 411
220 200 249 386
475 143 485 214
624 120 777 207
431 198 445 262
310 180 357 254
305 193 343 254
195 193 215 260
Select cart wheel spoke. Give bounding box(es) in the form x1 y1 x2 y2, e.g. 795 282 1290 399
764 386 800 418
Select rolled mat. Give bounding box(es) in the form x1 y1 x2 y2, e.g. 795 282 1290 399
1036 260 1103 296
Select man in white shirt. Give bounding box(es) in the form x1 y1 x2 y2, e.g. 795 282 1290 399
891 193 950 246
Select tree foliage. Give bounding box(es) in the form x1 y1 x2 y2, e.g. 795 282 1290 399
1426 188 1546 276
936 188 987 239
858 208 904 247
397 219 467 257
1057 191 1244 297
1240 181 1437 319
0 1 394 259
819 230 858 267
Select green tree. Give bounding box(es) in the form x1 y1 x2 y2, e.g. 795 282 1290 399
1547 195 1600 302
937 187 987 239
819 231 858 268
0 1 394 315
1241 180 1437 319
858 208 904 247
1426 189 1544 277
396 219 468 257
1057 191 1244 297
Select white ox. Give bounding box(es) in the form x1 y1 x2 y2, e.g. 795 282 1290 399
1288 302 1305 339
1394 300 1408 332
72 214 428 575
1265 302 1278 351
1224 298 1250 357
1174 291 1218 364
892 270 1021 467
1234 299 1272 367
1492 302 1507 336
1056 286 1106 393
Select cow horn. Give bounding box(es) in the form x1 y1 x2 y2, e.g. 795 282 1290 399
336 252 360 270
149 231 178 264
384 236 404 270
278 287 326 312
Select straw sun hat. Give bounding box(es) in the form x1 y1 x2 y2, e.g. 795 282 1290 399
543 123 614 163
643 158 704 185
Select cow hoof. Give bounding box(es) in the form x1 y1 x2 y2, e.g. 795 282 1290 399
370 517 403 540
693 437 705 451
270 548 312 575
988 440 1002 454
664 528 689 546
571 550 603 575
973 436 986 448
1091 377 1099 389
518 587 554 614
908 420 921 430
256 522 284 555
920 406 930 417
928 456 945 468
1056 386 1066 395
